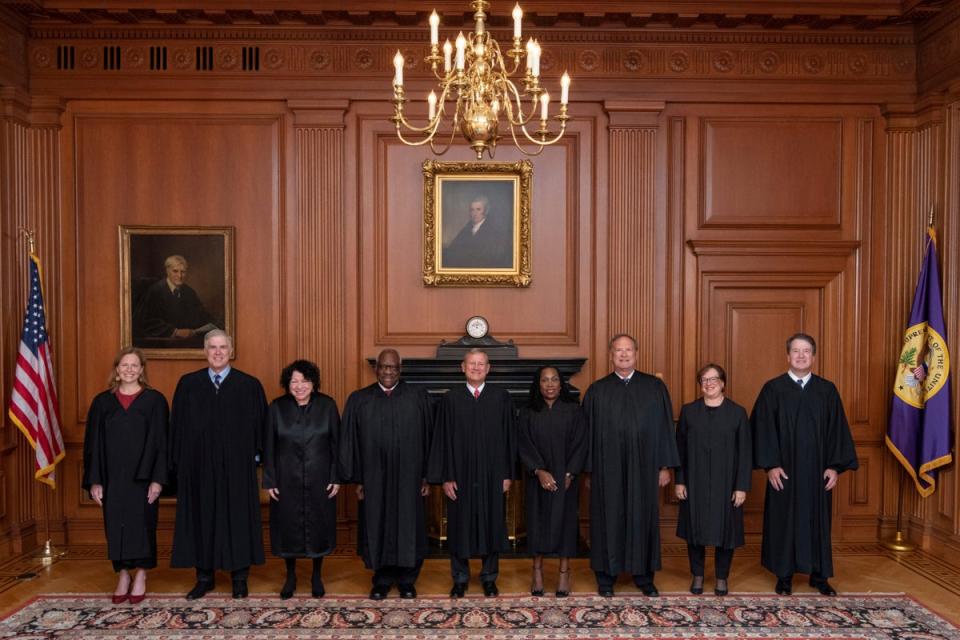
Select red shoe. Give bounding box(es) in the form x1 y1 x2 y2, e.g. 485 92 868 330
128 593 145 604
111 593 128 604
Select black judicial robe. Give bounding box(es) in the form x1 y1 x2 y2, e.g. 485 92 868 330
169 369 267 571
584 372 680 576
426 384 516 558
262 393 341 558
340 382 432 570
675 398 752 550
82 389 168 565
751 374 859 578
518 401 588 556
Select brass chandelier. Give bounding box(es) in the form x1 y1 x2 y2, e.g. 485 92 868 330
391 0 570 159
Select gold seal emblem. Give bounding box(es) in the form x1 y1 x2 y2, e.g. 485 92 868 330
894 322 950 409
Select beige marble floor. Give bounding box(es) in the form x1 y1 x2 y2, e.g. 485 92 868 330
0 544 957 627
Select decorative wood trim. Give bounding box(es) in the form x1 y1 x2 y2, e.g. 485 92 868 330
687 239 861 256
293 107 347 403
607 104 660 373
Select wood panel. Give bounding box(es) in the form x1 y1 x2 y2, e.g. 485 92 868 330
701 118 842 228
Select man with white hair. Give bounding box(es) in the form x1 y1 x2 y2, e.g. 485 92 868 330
169 330 267 600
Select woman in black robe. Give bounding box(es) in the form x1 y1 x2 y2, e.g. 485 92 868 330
518 365 587 597
82 347 168 605
262 359 341 599
674 363 751 596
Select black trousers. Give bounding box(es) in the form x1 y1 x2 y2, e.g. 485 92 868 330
112 558 155 572
687 544 735 579
450 553 499 584
196 566 249 584
594 570 655 588
373 560 423 588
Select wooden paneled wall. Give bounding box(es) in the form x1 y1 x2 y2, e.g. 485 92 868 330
1 3 959 558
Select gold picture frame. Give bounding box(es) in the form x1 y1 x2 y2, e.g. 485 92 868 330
423 160 532 287
119 225 235 360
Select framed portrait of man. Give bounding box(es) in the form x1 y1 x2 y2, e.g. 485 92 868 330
119 225 235 359
423 160 532 287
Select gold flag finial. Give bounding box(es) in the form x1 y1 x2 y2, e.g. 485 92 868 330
18 228 36 255
928 205 935 228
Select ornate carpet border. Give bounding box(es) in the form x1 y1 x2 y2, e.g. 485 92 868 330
1 593 957 639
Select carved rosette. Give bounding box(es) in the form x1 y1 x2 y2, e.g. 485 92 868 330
31 46 54 69
172 48 193 70
218 46 240 70
78 47 99 69
126 47 146 69
309 49 332 70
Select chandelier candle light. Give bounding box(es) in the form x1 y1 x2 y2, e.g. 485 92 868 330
391 0 571 159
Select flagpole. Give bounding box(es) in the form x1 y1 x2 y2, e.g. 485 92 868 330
18 228 66 566
882 468 917 552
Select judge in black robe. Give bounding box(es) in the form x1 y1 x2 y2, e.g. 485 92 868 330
584 334 680 597
427 349 516 597
751 333 858 596
82 347 167 603
169 331 266 599
674 364 751 596
340 349 433 600
262 359 341 599
517 365 587 597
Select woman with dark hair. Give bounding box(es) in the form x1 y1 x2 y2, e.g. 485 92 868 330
82 347 168 604
675 363 752 596
517 365 588 597
262 359 341 599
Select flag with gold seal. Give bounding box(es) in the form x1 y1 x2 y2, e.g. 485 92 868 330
887 227 953 497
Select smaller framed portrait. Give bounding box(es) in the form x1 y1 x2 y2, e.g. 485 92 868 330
119 225 235 359
423 160 532 287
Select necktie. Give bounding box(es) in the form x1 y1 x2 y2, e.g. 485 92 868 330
384 388 392 397
213 373 221 391
797 378 804 389
623 376 630 386
474 388 480 399
174 287 181 298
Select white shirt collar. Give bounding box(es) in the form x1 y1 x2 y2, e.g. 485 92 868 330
615 371 635 382
471 217 486 234
788 371 812 386
378 382 398 393
466 382 486 395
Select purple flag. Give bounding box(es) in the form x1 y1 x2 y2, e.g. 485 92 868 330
887 228 953 497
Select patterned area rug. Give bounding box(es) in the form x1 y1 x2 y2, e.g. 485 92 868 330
1 593 956 639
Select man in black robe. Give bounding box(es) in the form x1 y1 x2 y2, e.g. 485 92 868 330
133 254 218 349
427 348 515 597
584 334 680 597
340 349 433 600
751 333 858 596
442 196 513 268
170 330 267 600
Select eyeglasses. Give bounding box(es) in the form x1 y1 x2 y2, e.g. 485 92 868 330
700 376 722 385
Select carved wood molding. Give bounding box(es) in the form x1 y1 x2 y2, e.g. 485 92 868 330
917 0 960 93
687 239 861 256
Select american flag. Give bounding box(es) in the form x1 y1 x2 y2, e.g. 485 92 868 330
7 253 65 488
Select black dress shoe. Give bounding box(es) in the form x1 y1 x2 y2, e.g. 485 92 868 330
398 584 417 599
186 581 214 600
598 587 614 597
232 580 248 599
714 579 728 597
810 579 837 596
690 576 704 595
369 585 390 600
449 583 467 598
482 581 499 597
280 588 294 600
640 583 659 597
775 577 793 596
312 580 325 598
